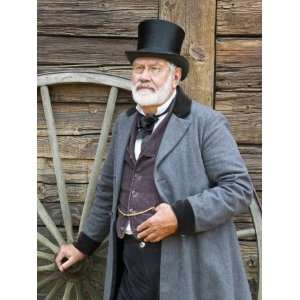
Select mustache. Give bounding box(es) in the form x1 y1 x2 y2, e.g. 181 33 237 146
134 84 155 92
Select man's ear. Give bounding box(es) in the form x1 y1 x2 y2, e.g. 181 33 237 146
173 67 182 88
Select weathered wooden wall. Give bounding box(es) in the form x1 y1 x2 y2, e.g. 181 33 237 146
215 1 262 296
37 0 261 298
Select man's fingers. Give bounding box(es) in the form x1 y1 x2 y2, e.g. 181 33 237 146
55 246 73 272
61 256 75 271
137 218 152 232
55 249 67 271
137 227 154 240
144 232 160 243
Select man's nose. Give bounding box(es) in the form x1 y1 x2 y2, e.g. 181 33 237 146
139 68 152 80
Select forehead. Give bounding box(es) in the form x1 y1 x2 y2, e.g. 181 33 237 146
132 57 169 66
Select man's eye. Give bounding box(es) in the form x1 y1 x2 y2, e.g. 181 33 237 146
150 67 161 73
133 66 144 73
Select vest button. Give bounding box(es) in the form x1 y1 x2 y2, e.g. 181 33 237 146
139 241 146 248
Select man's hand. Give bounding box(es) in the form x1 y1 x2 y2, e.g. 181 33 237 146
137 203 178 243
55 244 87 272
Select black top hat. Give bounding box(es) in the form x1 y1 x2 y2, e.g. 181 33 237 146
125 19 189 81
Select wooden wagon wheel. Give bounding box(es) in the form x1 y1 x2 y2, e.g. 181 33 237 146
37 72 130 299
37 71 261 300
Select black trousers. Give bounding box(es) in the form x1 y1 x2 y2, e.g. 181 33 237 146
116 235 161 300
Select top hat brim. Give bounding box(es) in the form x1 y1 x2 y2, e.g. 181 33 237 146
125 49 189 81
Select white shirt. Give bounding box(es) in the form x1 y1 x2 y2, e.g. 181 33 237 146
125 90 177 234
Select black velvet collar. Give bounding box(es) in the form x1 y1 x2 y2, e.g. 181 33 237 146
126 86 192 119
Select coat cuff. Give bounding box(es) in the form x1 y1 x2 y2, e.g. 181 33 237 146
73 232 101 256
171 199 195 234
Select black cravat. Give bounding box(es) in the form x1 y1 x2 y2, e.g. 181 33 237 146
136 103 173 139
136 114 158 139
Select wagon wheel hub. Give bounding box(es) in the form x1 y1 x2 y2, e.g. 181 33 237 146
62 258 94 282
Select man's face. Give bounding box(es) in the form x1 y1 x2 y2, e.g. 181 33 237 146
131 57 181 107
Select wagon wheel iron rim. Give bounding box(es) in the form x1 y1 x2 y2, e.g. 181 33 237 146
37 71 261 300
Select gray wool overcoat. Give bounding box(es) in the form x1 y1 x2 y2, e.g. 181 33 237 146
82 87 253 300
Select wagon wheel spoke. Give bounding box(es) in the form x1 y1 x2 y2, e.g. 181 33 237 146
37 272 61 290
237 228 256 239
38 263 57 272
37 232 59 253
79 86 118 231
92 250 108 265
37 199 65 246
40 85 73 243
93 238 108 258
62 281 74 300
83 279 99 300
45 280 65 300
37 251 55 262
75 282 85 300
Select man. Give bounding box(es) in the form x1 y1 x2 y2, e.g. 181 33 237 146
55 19 253 300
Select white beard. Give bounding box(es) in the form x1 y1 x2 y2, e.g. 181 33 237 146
131 72 174 106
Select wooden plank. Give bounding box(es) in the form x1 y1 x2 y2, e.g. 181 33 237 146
38 0 158 37
239 145 261 172
38 102 131 136
216 38 261 92
216 66 261 92
38 35 135 66
38 182 87 203
215 92 261 144
38 134 110 159
160 0 216 106
38 158 93 184
217 39 261 66
37 83 132 104
38 65 132 79
38 0 157 12
217 0 261 36
234 210 254 225
239 145 261 192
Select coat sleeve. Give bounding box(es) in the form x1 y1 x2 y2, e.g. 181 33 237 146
73 118 118 255
175 111 254 234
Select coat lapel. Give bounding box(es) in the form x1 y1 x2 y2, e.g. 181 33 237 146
155 114 191 169
155 86 192 168
114 110 136 191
